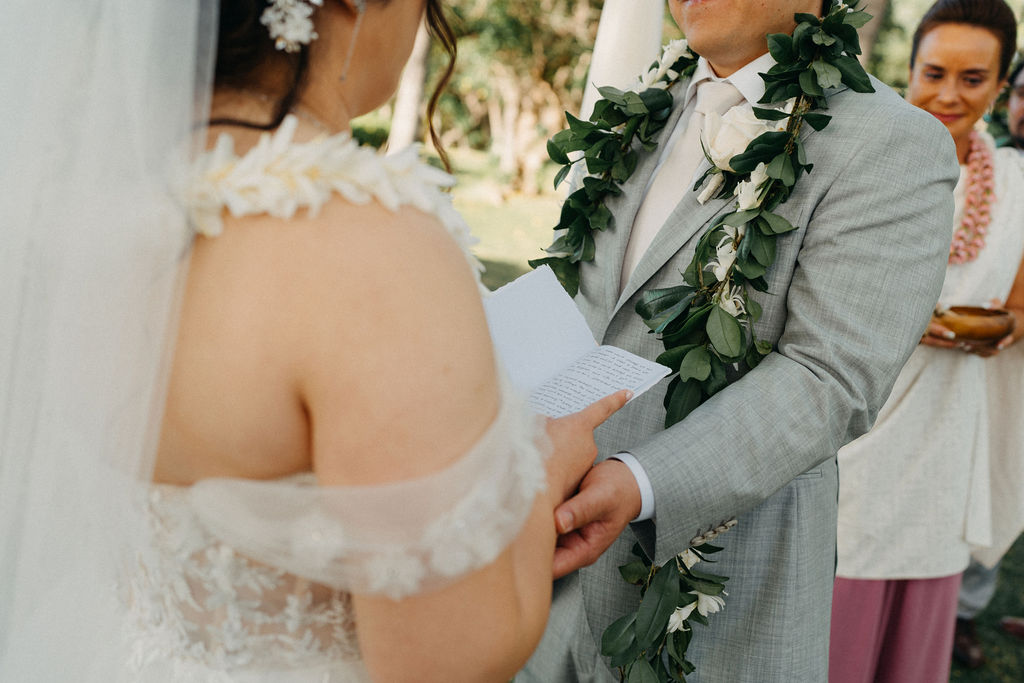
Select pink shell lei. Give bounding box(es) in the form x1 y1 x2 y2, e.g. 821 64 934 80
949 129 996 265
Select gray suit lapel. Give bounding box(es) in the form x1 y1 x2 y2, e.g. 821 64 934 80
605 84 848 322
598 80 694 314
612 188 731 319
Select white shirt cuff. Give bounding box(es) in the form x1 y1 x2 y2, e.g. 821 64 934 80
610 452 655 522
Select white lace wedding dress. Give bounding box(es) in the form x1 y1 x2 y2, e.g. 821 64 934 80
122 118 549 681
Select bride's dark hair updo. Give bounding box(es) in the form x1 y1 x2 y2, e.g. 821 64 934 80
910 0 1018 80
212 0 456 167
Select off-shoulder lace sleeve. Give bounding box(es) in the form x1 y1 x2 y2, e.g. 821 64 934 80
186 382 548 600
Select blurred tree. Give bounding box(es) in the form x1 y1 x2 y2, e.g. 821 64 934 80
858 0 890 66
380 0 1020 192
388 21 431 152
427 0 603 194
866 0 935 91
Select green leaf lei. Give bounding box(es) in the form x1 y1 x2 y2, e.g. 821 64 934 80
535 3 875 680
533 0 874 433
601 532 735 682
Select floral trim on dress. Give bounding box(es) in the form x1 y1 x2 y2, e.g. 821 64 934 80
188 115 483 285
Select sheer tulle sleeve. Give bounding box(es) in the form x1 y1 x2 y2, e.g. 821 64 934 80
186 383 549 599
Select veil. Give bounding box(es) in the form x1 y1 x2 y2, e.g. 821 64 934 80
0 1 216 680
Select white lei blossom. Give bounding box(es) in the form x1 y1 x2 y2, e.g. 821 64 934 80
697 173 725 205
678 548 701 569
716 282 747 317
635 39 693 90
188 115 483 284
667 604 693 633
702 104 787 173
692 591 726 617
710 237 738 283
661 39 694 66
706 224 746 283
734 162 771 211
665 589 726 635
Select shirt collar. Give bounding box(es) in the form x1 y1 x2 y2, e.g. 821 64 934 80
683 53 778 109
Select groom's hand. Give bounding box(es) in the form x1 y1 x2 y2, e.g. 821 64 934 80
552 459 641 578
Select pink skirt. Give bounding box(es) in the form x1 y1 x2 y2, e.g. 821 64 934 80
829 574 961 683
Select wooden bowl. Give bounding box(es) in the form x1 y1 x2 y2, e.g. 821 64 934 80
935 306 1015 342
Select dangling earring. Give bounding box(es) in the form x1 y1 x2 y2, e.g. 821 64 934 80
339 0 367 82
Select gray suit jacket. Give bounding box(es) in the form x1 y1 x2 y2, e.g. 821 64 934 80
521 76 958 682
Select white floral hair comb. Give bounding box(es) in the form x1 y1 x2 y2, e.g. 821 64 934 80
261 0 325 53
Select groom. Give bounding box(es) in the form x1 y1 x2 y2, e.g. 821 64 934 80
521 1 958 681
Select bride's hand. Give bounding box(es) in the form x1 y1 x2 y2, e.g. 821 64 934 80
545 390 631 502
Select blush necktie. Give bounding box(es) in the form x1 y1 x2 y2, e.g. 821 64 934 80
620 79 744 289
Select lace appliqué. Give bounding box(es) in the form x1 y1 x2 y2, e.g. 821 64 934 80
188 115 483 284
125 486 363 678
124 388 549 676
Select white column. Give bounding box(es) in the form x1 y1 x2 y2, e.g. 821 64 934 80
579 0 666 120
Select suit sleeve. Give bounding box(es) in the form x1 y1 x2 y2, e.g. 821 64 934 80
624 103 959 563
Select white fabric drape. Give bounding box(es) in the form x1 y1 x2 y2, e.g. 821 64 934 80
973 147 1024 568
579 0 665 120
0 2 216 680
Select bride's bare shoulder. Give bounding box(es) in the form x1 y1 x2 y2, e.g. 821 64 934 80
301 198 499 484
195 182 473 283
192 194 498 483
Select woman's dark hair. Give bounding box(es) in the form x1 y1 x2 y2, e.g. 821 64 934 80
212 0 457 170
423 0 456 171
1009 55 1024 86
910 0 1018 80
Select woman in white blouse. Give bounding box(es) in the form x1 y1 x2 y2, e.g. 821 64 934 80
829 1 1024 682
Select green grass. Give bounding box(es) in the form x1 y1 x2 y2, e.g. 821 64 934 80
952 536 1024 682
449 148 562 290
459 191 557 275
479 258 530 292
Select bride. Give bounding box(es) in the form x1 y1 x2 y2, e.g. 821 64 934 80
0 1 626 681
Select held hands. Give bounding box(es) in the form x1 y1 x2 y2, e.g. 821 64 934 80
544 391 641 579
552 459 642 579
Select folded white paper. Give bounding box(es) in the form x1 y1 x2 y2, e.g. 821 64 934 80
484 266 670 418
